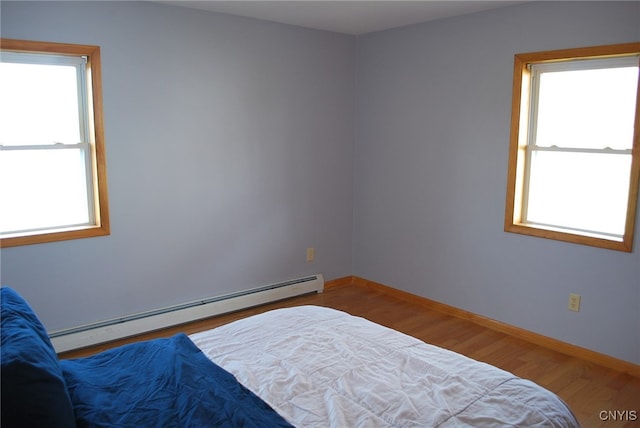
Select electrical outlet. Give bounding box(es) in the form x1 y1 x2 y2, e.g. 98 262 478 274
568 293 581 312
306 247 315 262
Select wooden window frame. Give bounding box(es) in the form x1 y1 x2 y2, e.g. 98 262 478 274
0 39 110 247
504 43 640 252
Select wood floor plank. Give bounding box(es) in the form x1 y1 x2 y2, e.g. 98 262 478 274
59 281 640 427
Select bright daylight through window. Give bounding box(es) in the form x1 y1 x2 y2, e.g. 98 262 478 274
0 39 109 247
505 43 640 252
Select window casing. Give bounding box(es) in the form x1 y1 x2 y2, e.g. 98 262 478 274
505 43 640 252
0 39 109 247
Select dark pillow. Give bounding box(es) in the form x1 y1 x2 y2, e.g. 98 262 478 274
1 287 76 428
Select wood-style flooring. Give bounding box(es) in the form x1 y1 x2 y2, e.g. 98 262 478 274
60 282 640 427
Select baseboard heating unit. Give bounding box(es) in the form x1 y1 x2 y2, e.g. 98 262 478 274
50 274 324 353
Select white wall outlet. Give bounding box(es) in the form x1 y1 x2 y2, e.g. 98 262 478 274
306 247 315 262
568 293 581 312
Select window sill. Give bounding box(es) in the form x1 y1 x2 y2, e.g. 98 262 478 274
0 224 110 248
504 222 632 252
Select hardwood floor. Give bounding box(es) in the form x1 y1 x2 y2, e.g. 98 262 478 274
60 281 640 427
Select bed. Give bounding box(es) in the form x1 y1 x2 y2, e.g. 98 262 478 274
1 287 580 427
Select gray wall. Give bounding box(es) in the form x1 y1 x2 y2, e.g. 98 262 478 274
2 1 639 365
0 1 355 330
353 1 640 364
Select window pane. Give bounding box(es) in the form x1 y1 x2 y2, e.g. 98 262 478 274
0 148 90 233
535 66 638 150
0 62 81 146
526 151 631 236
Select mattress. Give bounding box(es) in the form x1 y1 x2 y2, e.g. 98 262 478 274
190 305 579 427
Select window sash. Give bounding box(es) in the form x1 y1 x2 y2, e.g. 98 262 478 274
0 143 96 236
0 51 95 236
528 58 638 152
518 53 638 240
522 150 632 239
0 52 89 147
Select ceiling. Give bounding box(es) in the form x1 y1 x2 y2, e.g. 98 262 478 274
156 1 525 35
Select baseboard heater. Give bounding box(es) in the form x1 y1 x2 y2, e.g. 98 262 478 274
50 274 324 353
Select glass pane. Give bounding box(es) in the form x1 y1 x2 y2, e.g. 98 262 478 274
535 66 638 150
525 151 631 236
0 62 81 146
0 148 90 234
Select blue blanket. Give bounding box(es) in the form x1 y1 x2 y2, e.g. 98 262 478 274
60 334 293 428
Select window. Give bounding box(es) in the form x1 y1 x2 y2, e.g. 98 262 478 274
505 43 640 252
0 39 109 247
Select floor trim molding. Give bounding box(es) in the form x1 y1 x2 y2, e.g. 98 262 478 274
334 276 640 377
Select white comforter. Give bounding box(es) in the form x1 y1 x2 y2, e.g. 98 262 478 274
190 306 579 427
